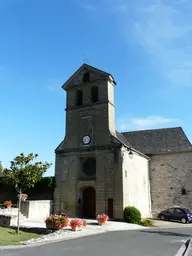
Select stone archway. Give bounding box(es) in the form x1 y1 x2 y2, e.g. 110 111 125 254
82 187 96 218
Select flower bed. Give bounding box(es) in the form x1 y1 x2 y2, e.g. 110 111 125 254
70 219 87 231
96 214 109 225
45 215 69 230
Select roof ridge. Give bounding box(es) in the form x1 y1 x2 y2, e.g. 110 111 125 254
122 126 182 134
122 126 191 154
62 63 115 90
83 63 112 77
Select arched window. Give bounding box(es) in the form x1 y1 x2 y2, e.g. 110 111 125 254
76 90 82 106
83 158 96 176
91 86 98 103
83 72 90 82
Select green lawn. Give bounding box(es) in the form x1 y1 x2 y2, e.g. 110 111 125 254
0 227 40 245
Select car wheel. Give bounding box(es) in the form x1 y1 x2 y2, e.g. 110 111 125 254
159 215 165 221
181 218 187 224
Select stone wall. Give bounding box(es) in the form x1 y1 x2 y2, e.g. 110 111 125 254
54 147 124 220
0 207 18 216
122 147 152 218
0 215 17 227
20 200 53 220
150 151 192 215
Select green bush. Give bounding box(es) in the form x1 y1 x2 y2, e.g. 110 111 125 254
140 219 153 227
123 206 141 224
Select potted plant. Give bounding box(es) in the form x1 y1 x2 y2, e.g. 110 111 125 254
82 219 87 228
45 214 69 230
96 213 109 225
70 218 84 231
3 200 12 209
17 193 28 201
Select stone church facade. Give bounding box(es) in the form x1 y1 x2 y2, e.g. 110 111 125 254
123 128 192 215
54 64 192 219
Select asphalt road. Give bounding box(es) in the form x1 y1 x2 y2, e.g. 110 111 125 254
1 228 192 256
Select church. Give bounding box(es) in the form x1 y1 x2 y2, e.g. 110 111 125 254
54 64 192 220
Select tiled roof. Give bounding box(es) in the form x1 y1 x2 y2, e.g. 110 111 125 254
115 131 132 148
122 127 192 155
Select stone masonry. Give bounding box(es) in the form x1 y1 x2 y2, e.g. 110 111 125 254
123 127 192 215
54 63 192 219
150 152 192 214
54 64 151 220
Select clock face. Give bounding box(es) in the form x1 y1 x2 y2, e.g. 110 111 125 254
82 135 91 145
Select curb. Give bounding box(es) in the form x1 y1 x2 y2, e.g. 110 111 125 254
174 239 191 256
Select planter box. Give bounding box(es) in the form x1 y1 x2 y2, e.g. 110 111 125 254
46 223 61 230
98 220 107 225
71 226 83 231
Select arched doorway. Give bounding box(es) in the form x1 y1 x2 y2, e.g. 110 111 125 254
82 187 96 218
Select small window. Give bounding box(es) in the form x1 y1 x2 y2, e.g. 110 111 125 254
91 86 98 103
83 72 90 82
76 90 82 106
182 187 187 196
125 170 127 178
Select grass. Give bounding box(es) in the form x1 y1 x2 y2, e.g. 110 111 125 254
140 219 153 227
0 227 40 245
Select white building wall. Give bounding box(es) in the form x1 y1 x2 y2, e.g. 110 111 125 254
122 147 152 218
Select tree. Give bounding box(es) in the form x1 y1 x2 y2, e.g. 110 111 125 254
3 153 52 234
0 161 3 174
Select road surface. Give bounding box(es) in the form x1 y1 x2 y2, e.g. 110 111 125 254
1 227 192 256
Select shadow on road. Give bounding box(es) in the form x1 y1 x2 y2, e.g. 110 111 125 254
87 222 99 226
140 230 191 237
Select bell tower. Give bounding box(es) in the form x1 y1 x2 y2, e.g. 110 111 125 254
58 64 117 150
54 64 125 218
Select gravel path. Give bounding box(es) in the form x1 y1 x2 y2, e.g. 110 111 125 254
19 220 147 245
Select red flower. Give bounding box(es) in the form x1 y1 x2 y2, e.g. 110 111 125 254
70 219 83 228
45 214 69 229
3 200 12 207
96 214 109 223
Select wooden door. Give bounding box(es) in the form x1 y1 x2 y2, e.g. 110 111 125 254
108 198 113 219
82 187 96 218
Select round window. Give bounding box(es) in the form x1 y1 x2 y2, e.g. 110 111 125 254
83 158 96 176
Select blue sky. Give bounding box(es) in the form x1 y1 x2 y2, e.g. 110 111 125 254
1 0 192 176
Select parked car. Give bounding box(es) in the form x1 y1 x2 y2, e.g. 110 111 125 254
158 207 192 224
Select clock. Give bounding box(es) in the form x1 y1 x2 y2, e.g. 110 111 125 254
82 135 91 145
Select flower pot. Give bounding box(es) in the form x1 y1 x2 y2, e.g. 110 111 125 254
72 226 77 232
97 214 109 225
78 226 83 231
46 223 60 230
7 206 11 209
98 220 106 225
